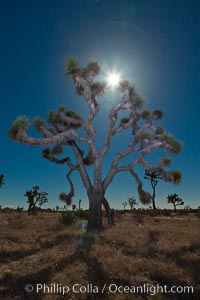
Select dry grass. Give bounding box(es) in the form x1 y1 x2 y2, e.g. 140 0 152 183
0 211 200 299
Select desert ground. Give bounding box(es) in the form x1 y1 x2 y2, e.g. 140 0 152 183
0 210 199 299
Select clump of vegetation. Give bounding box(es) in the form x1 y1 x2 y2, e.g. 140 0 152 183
144 170 162 210
0 174 4 188
127 196 138 210
122 201 128 211
167 193 184 212
60 211 76 225
24 185 48 215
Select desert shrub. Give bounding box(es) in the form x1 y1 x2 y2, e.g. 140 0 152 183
135 214 144 224
60 211 76 225
196 211 200 219
148 209 162 217
145 244 156 257
148 230 160 243
154 218 160 223
162 210 171 217
75 210 89 220
1 208 13 213
189 240 200 253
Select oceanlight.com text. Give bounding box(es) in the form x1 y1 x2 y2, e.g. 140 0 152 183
25 283 194 296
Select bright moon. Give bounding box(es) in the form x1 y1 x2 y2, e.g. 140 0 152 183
106 72 120 87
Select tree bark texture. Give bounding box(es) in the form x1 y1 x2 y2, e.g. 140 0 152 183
87 191 104 231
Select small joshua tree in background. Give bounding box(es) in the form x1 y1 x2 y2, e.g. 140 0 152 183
122 201 128 211
144 170 162 210
72 204 77 211
128 196 138 210
0 174 4 188
167 193 184 212
79 199 82 211
24 185 48 215
144 157 181 211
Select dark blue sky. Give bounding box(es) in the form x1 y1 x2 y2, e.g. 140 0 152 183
0 0 199 209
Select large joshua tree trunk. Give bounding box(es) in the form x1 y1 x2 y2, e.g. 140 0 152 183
87 190 104 231
87 191 114 230
102 196 114 225
152 186 157 210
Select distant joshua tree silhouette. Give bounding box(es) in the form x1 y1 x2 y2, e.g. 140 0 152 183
79 199 82 211
0 174 4 188
167 193 184 212
144 170 162 210
72 204 77 211
24 185 48 215
127 196 138 210
122 201 128 211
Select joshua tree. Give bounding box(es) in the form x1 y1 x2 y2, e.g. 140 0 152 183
128 196 138 210
72 204 77 211
9 57 182 230
79 199 82 211
122 201 128 211
0 174 4 188
184 205 191 210
144 170 162 210
24 185 48 215
167 193 184 212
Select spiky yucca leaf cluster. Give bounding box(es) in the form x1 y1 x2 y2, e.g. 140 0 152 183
91 81 106 97
162 133 182 154
118 80 130 93
138 131 152 140
118 81 144 109
162 170 182 184
66 110 80 119
85 61 100 76
170 170 182 184
59 105 66 113
64 56 79 75
65 110 82 129
155 126 165 135
59 192 73 206
65 57 100 82
159 157 172 167
48 108 82 130
141 110 151 120
153 109 163 120
34 116 47 133
8 115 30 140
129 87 144 109
48 111 61 127
42 147 51 158
138 184 152 205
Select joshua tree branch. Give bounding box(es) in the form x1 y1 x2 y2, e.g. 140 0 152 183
59 112 84 126
101 100 132 157
16 128 88 145
70 140 93 191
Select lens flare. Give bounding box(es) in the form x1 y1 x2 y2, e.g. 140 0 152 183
106 72 120 87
